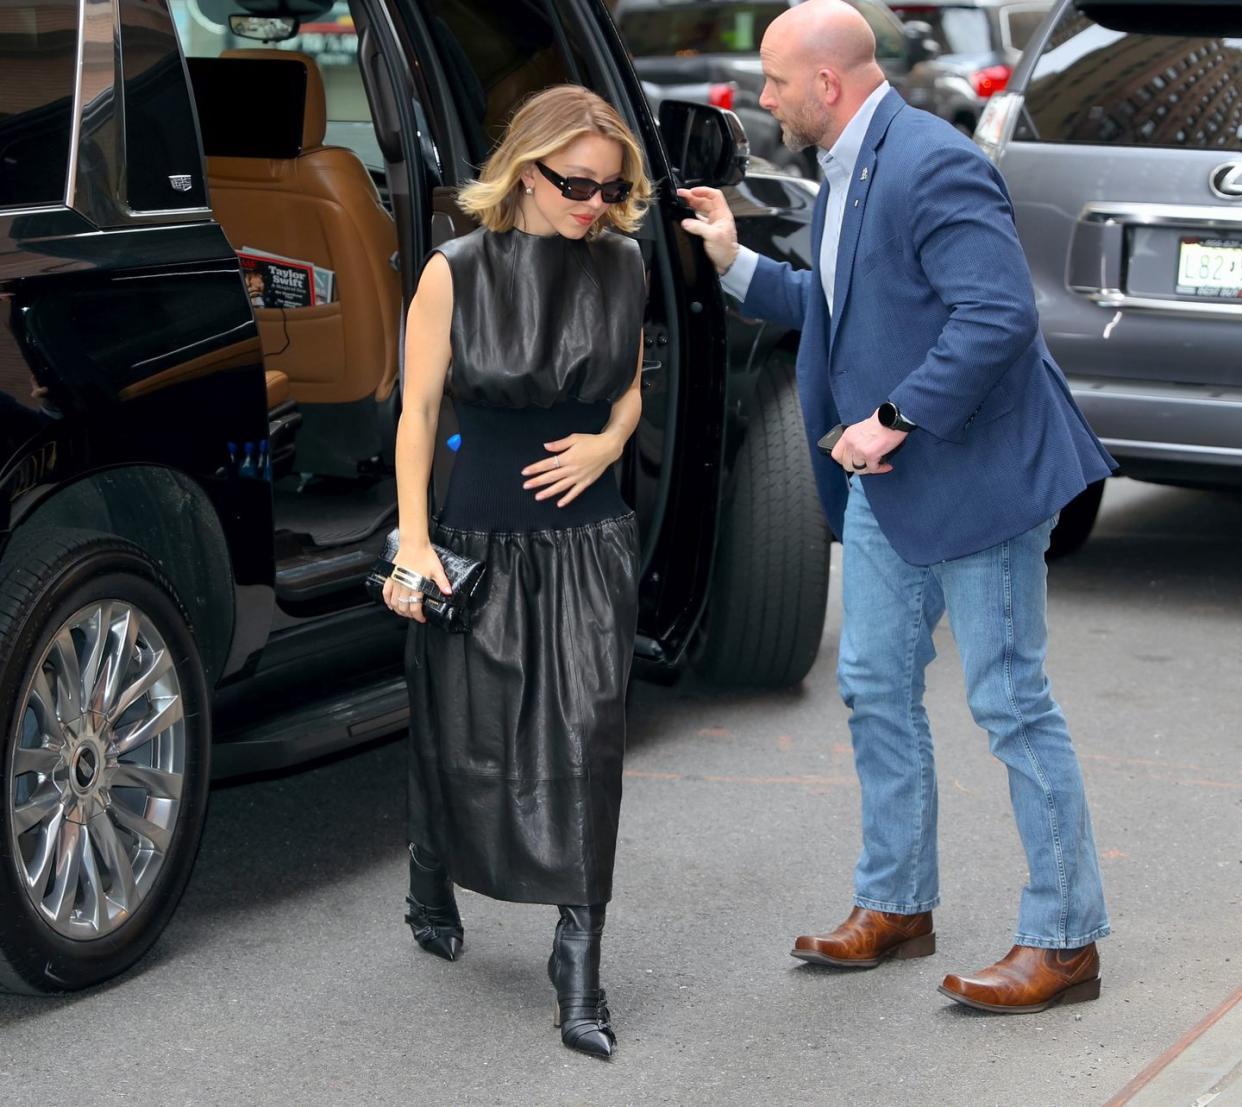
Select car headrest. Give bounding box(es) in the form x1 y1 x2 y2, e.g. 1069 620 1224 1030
187 51 327 159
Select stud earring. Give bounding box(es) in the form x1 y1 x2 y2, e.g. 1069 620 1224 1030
525 186 534 195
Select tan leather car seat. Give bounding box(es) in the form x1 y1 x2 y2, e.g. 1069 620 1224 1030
194 50 400 408
265 369 291 409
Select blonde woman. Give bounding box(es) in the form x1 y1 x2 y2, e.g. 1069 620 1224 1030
384 85 652 1058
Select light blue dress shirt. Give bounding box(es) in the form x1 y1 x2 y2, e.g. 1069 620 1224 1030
720 81 892 313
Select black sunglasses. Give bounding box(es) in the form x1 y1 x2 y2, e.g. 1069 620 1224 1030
534 161 633 205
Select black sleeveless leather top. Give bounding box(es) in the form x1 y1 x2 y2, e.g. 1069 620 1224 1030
432 227 645 408
431 227 646 531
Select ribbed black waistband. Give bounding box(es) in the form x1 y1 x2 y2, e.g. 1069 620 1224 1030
438 400 630 531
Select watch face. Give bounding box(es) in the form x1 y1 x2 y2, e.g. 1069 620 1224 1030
879 402 898 428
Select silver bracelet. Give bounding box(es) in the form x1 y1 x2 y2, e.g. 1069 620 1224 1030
391 566 431 592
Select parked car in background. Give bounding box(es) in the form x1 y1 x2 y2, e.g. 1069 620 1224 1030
890 0 1050 132
975 0 1242 553
613 0 936 177
0 0 823 995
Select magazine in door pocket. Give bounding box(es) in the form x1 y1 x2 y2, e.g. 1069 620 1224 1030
238 247 336 308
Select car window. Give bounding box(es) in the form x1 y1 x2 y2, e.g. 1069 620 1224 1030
420 0 574 166
890 5 992 55
1017 8 1242 150
618 2 785 57
168 0 382 169
0 0 78 209
1002 4 1050 52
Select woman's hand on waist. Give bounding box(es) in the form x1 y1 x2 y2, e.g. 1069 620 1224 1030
383 544 453 623
521 430 624 508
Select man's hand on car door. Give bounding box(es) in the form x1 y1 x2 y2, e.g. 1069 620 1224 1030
677 187 740 275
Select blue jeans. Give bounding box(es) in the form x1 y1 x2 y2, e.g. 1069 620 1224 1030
838 477 1110 948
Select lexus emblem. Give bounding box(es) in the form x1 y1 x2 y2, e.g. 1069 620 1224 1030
168 174 192 192
1209 162 1242 200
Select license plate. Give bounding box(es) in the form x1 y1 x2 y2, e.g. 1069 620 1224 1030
1176 237 1242 298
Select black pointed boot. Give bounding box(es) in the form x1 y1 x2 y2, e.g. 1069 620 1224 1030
547 904 615 1058
404 843 463 962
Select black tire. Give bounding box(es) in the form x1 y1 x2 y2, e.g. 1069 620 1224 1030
1047 479 1105 561
694 356 831 688
0 528 211 994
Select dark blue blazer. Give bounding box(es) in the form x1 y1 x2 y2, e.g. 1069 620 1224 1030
740 90 1114 565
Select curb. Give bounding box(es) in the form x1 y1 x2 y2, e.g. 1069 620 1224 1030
1104 986 1242 1106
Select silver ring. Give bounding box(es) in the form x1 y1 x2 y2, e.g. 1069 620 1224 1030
554 456 562 468
398 597 412 605
410 596 424 605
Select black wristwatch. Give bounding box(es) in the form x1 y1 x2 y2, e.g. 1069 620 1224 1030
877 400 917 433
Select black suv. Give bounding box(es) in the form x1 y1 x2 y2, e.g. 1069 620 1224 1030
0 0 822 992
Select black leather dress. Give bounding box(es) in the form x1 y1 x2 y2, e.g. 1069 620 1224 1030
405 226 645 905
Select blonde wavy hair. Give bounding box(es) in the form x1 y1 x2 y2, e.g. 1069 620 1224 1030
458 85 653 237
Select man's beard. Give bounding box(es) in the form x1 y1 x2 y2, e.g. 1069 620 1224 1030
780 123 819 152
778 103 830 153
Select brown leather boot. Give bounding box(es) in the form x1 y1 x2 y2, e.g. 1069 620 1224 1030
791 906 935 968
938 944 1100 1013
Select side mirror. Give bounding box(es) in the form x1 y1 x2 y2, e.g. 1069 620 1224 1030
903 21 941 65
228 14 300 41
658 100 750 188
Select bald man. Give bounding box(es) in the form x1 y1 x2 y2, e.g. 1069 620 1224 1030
680 0 1113 1015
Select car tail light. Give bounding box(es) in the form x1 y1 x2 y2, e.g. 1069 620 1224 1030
971 64 1012 99
974 91 1024 163
708 82 735 111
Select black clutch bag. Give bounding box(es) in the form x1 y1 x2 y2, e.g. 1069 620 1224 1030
365 527 487 633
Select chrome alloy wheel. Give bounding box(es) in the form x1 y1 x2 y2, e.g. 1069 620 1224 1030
8 601 185 940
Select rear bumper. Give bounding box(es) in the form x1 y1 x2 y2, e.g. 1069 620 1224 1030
1070 376 1242 486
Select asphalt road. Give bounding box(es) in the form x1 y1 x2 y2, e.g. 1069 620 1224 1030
2 477 1240 1107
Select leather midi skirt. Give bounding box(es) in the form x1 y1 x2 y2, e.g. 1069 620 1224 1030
405 513 640 905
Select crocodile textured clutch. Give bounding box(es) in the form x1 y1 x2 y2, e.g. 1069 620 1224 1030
365 528 487 633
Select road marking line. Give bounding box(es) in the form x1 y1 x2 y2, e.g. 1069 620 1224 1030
624 769 855 788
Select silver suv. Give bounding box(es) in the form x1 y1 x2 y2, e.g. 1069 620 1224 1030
976 0 1242 551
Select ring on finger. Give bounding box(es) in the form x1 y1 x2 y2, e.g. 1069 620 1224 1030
554 456 562 468
851 458 867 471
